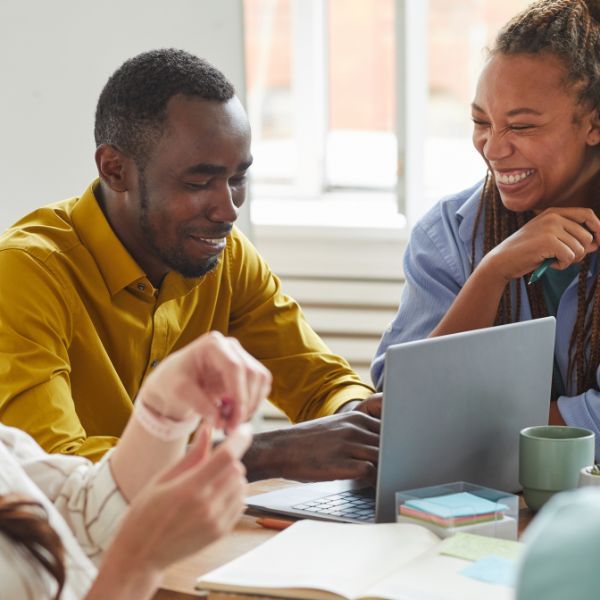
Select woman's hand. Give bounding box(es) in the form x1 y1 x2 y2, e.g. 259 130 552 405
137 331 272 430
430 207 600 338
483 207 600 283
89 425 252 600
120 424 252 568
110 332 271 506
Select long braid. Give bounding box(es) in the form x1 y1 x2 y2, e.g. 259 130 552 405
568 255 591 391
587 269 600 388
472 179 548 324
514 212 528 321
471 0 600 393
499 204 512 322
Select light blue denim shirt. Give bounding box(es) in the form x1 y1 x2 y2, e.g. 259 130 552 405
371 181 600 456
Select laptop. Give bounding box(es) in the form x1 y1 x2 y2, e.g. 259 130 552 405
247 317 556 523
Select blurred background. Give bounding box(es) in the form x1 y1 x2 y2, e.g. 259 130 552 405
245 0 530 225
0 0 531 421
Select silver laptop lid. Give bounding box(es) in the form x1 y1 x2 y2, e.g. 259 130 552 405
376 317 556 522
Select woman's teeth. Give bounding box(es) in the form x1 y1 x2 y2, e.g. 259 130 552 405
494 169 534 185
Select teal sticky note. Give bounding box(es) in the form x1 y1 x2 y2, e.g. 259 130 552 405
460 555 516 587
405 492 507 518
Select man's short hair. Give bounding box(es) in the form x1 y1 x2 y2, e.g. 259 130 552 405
94 48 236 166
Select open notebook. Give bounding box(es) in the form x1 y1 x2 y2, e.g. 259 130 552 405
196 520 521 600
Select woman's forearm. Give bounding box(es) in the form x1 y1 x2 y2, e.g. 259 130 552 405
83 333 266 599
84 531 163 600
108 409 189 502
430 255 509 337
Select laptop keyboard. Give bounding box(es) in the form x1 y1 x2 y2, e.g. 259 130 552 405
291 488 375 522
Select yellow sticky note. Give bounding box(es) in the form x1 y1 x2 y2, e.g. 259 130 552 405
439 532 523 562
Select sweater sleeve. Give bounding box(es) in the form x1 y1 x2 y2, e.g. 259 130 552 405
6 426 127 563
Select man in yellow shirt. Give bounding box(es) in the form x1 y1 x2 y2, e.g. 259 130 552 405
0 49 379 482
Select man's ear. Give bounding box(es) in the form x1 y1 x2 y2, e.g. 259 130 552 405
586 109 600 146
94 144 137 192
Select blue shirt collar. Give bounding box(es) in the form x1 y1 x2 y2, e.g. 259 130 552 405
456 179 485 245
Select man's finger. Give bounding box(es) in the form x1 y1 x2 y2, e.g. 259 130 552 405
347 412 381 434
362 394 383 418
342 459 377 486
347 442 379 465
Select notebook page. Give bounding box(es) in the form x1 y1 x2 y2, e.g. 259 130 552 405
365 547 515 600
197 520 440 600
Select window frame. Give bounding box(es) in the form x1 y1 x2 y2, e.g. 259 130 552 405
245 0 428 228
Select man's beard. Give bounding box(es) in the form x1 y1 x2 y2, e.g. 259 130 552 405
138 175 221 279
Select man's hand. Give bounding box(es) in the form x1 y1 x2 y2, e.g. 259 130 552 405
336 393 382 418
244 397 381 485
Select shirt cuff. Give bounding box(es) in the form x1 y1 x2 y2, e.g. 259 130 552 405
313 384 374 419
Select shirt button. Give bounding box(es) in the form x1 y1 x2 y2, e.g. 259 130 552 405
151 359 160 368
137 282 146 291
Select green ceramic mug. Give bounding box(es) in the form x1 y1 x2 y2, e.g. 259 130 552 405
519 425 595 511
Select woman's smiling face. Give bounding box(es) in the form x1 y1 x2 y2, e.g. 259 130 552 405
472 52 600 213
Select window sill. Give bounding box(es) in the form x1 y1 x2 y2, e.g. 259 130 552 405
250 187 408 241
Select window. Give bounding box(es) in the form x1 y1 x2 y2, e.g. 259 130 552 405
244 0 403 229
243 0 532 228
421 0 532 222
244 0 294 186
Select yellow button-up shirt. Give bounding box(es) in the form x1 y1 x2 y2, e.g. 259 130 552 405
0 182 373 460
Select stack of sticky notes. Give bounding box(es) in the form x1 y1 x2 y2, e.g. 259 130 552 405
398 492 508 528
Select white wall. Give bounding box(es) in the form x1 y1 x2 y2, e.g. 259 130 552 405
0 0 250 232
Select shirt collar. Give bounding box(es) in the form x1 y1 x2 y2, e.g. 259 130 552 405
71 180 145 296
456 179 485 245
71 180 214 299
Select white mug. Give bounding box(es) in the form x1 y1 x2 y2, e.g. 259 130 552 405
578 466 600 487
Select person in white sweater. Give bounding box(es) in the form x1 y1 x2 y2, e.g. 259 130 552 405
0 331 271 599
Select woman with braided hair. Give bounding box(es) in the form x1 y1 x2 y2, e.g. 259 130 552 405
372 0 600 454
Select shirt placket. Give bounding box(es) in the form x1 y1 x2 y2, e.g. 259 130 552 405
147 301 170 376
129 277 166 377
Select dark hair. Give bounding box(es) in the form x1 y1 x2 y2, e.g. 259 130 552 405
472 0 600 394
94 48 236 166
0 494 65 599
492 0 600 108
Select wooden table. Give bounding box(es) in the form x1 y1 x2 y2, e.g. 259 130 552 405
153 480 535 599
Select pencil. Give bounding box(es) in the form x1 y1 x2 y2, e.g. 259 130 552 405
256 517 295 531
528 257 555 285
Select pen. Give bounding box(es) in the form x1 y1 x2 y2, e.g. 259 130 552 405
528 257 555 285
256 517 295 531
